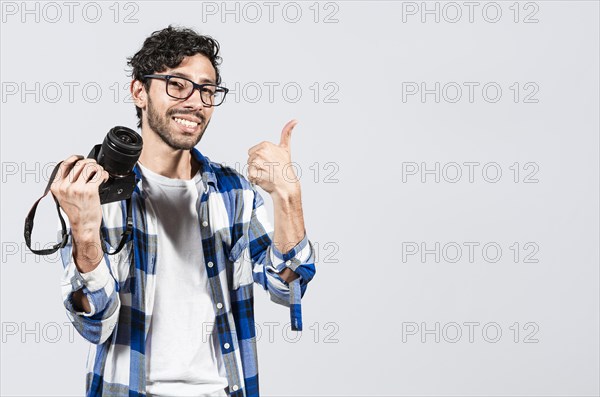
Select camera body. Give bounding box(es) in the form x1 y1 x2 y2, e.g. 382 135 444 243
88 126 143 204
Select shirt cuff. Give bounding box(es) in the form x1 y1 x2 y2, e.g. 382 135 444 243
289 278 303 331
64 257 113 317
269 234 312 332
270 233 311 274
75 257 111 293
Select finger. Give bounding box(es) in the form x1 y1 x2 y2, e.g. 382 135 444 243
247 154 261 166
247 141 269 156
73 171 109 204
54 155 84 183
68 159 96 183
279 119 298 149
78 162 107 185
68 159 99 184
247 150 274 165
247 159 264 178
84 169 109 187
247 163 261 182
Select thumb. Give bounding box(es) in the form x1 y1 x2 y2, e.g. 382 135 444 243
279 119 298 148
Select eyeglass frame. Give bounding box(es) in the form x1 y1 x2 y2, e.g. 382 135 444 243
143 74 229 107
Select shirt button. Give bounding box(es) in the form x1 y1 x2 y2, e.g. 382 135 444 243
232 385 239 391
202 220 208 227
286 260 291 266
216 302 223 309
224 343 230 349
207 261 214 268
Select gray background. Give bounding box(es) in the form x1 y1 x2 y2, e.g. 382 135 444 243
1 1 599 396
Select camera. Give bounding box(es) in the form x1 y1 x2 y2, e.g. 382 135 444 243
88 126 143 204
24 125 142 256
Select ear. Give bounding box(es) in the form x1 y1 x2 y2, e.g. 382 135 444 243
130 80 147 109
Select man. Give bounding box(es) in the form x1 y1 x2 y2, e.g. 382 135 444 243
51 26 315 397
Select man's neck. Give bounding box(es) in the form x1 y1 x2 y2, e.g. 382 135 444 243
138 132 200 180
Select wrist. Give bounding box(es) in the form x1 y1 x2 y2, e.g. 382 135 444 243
271 183 301 204
71 226 103 271
73 239 104 273
72 228 100 245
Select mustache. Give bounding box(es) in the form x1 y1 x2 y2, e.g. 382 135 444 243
167 109 205 123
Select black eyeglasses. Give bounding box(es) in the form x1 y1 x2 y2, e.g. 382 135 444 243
143 74 229 107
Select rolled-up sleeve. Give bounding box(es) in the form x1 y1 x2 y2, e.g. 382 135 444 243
247 191 316 331
59 232 121 345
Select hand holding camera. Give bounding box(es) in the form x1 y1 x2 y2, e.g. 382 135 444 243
24 126 143 260
50 156 109 246
50 127 142 240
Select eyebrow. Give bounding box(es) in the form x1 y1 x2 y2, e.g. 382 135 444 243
169 71 216 85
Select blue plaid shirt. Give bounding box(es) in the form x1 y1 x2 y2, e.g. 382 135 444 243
59 148 316 396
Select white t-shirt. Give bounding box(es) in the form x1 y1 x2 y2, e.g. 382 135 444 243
138 163 228 397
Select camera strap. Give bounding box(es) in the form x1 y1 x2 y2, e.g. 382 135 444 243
24 161 133 256
102 198 133 256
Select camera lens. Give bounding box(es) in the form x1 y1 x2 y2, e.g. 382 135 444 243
117 133 133 144
98 126 143 176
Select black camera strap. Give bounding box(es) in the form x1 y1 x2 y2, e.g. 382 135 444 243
102 198 133 256
24 161 133 256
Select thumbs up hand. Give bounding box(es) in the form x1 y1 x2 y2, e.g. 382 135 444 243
247 119 301 199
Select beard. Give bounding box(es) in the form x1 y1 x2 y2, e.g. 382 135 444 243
146 95 210 150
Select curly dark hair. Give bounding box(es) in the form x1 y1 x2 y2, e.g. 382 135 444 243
127 25 223 128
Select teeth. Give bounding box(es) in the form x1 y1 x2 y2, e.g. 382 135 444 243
174 117 199 128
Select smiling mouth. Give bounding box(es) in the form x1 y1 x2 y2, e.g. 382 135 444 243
173 117 200 128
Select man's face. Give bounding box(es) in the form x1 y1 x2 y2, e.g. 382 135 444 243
144 54 217 150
